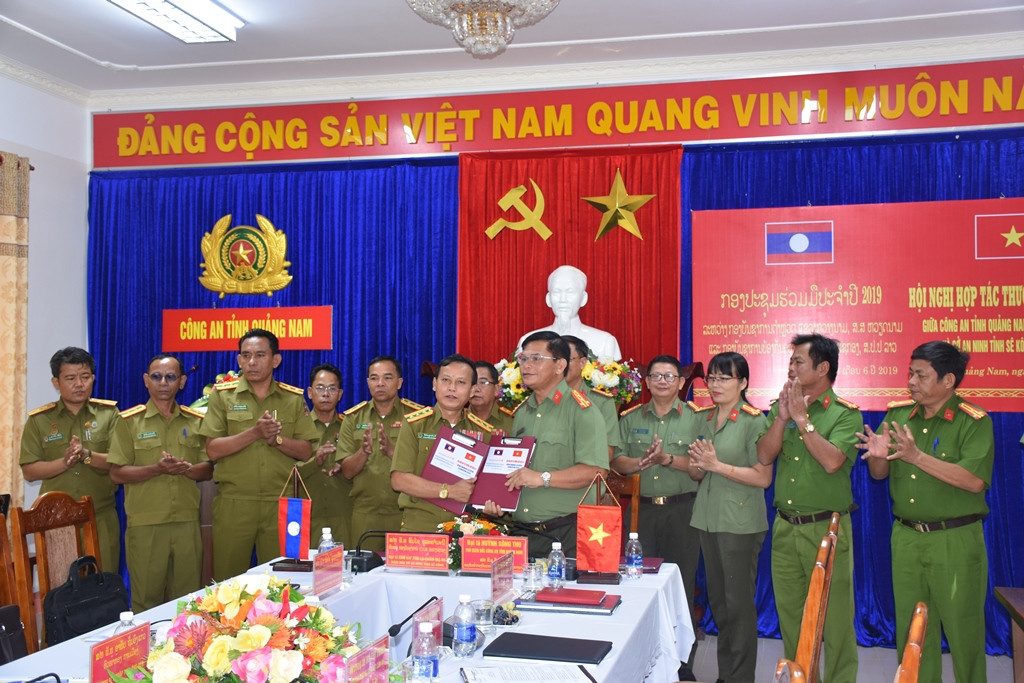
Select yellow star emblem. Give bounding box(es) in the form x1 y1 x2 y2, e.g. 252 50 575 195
1002 225 1023 247
582 169 654 241
587 522 612 546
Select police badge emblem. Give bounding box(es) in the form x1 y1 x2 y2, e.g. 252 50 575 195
199 214 292 297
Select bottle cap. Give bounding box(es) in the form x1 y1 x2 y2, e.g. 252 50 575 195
322 527 331 534
629 532 639 539
552 542 562 550
419 622 433 633
459 594 472 602
120 611 134 621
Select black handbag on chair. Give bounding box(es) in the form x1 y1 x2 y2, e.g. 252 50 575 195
42 555 129 645
0 603 27 663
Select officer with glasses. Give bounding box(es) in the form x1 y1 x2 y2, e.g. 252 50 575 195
468 360 513 437
302 363 352 547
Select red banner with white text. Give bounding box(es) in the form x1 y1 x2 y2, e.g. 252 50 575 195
692 198 1024 412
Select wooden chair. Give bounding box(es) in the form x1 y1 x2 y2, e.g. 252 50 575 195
605 470 640 548
678 361 704 402
894 602 928 683
774 659 808 682
0 512 16 607
10 492 102 653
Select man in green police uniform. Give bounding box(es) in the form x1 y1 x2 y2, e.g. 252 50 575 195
198 329 319 580
858 341 993 683
757 333 862 683
108 354 212 611
391 354 493 532
563 336 620 462
334 356 422 552
303 363 352 547
20 347 121 570
612 354 700 681
469 361 513 437
483 331 607 558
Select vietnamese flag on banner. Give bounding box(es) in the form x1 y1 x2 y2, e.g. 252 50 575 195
975 213 1024 260
456 146 682 369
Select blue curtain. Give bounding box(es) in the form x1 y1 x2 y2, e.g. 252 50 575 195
682 128 1024 655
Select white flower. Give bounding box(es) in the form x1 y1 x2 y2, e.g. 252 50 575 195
269 649 304 683
151 652 191 683
459 522 477 535
239 573 271 595
605 373 620 388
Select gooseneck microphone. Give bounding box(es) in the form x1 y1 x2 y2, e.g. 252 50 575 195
387 596 439 637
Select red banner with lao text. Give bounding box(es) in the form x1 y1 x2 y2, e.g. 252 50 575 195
692 198 1024 412
456 146 682 369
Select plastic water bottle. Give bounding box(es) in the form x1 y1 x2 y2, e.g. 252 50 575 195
546 542 566 588
112 611 136 635
317 527 335 554
411 621 439 680
625 532 644 580
452 593 476 658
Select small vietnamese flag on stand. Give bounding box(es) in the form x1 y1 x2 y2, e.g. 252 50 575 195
278 467 312 559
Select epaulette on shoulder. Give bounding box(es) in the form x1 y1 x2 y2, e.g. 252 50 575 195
401 398 425 411
499 405 515 417
343 400 368 416
216 380 239 390
620 403 643 416
958 401 987 420
28 402 57 416
511 401 527 415
834 396 859 410
741 404 763 416
180 405 205 420
886 398 916 409
591 386 614 398
119 404 146 419
687 401 714 413
467 412 494 432
571 389 592 409
277 382 304 395
89 397 118 407
405 406 434 423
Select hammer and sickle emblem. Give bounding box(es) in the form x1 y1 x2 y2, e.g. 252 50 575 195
484 179 552 240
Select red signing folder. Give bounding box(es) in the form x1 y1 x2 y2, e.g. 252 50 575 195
534 587 607 605
467 435 536 512
421 425 490 515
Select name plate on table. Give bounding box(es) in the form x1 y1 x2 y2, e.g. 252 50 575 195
313 544 345 595
461 535 528 574
385 533 450 571
91 622 149 683
414 599 445 646
346 633 389 682
491 552 515 604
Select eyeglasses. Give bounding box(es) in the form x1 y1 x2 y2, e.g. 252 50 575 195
569 356 587 363
647 373 679 382
516 354 557 365
147 373 179 384
313 385 339 395
476 379 495 386
706 375 738 384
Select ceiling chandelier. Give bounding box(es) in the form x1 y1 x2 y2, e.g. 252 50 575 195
406 0 560 58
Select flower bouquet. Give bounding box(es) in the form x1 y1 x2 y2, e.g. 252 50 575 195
188 370 240 415
110 573 361 683
437 514 510 571
582 357 642 408
494 358 531 410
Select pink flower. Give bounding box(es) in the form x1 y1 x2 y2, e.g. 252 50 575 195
318 654 348 683
165 613 190 641
247 595 281 621
232 646 272 683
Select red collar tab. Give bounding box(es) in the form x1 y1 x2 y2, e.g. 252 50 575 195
729 408 739 422
552 390 562 405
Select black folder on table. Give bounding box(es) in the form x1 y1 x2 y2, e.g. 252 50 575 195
482 631 613 665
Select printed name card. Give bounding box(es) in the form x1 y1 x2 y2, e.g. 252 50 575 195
91 622 149 683
460 535 528 573
413 598 445 646
385 533 450 571
313 544 345 595
491 552 516 604
345 633 389 682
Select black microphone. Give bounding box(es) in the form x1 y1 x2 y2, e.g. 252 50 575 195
347 529 388 573
387 595 439 637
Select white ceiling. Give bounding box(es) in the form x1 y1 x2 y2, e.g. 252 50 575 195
1 1 1023 108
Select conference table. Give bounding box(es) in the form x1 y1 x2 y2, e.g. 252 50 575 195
0 561 693 683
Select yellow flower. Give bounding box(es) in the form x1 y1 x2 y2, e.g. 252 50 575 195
581 362 596 380
315 605 335 628
151 652 191 683
199 592 220 612
235 624 272 651
202 635 236 677
216 580 241 607
147 640 175 669
269 649 304 683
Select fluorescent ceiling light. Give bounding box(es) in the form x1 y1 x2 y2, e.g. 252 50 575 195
108 0 245 43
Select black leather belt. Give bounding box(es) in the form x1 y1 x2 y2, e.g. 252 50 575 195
777 507 854 525
639 492 695 506
526 513 577 533
897 513 984 533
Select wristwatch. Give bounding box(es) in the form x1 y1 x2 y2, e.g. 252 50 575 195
541 471 551 488
800 422 816 435
438 483 449 499
82 450 92 465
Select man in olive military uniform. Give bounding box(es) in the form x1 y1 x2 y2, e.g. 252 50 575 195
198 329 319 580
334 355 422 551
757 334 862 683
859 341 994 683
303 363 352 547
563 336 621 462
108 354 212 611
483 332 607 558
612 354 700 680
392 354 494 533
469 360 513 437
20 347 121 570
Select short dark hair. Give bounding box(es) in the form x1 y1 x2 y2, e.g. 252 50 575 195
791 333 839 384
911 341 970 388
474 361 499 384
646 354 683 376
367 355 402 377
50 347 95 377
562 335 590 359
147 354 184 375
521 331 570 376
708 351 750 402
309 363 342 387
239 328 280 354
436 354 477 383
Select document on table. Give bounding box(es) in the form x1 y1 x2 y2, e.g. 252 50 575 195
459 664 597 682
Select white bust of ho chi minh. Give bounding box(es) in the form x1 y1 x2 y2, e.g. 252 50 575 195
517 265 622 360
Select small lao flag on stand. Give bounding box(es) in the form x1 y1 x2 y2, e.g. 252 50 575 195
278 467 312 559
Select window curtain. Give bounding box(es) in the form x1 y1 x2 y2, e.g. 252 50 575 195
682 128 1024 655
0 152 29 508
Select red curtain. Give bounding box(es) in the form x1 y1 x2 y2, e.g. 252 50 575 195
456 146 682 368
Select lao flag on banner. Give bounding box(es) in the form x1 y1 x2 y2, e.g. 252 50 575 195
765 221 834 265
975 213 1024 259
278 497 312 559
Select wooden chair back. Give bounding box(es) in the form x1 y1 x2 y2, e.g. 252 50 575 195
678 361 704 402
605 470 641 546
10 492 101 653
791 512 841 683
0 512 16 607
774 659 808 682
894 602 928 683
